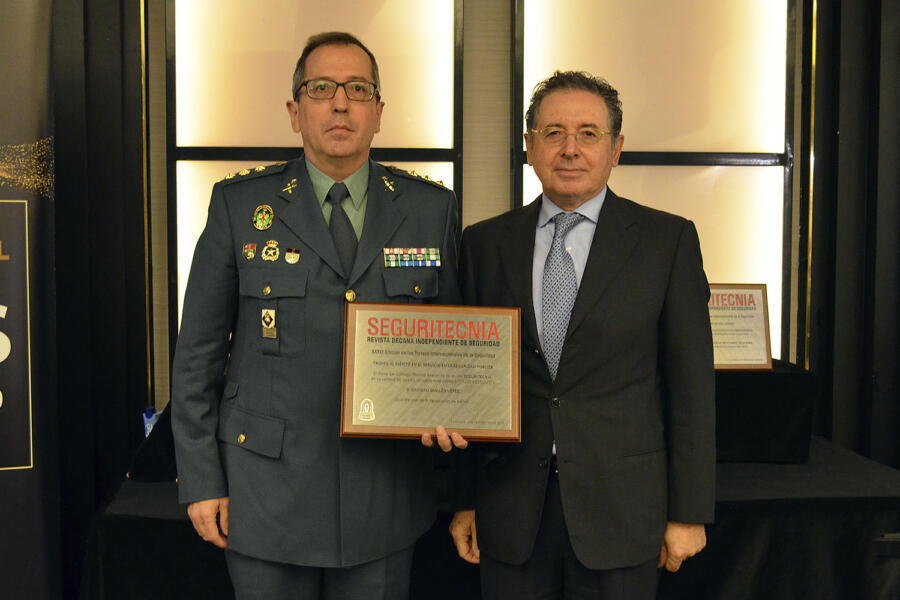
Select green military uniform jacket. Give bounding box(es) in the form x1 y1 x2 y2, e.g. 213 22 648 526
172 156 461 567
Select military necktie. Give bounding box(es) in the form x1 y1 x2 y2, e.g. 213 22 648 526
541 212 585 380
326 182 357 277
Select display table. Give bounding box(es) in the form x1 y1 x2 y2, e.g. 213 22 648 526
80 438 900 599
659 437 900 599
715 361 815 463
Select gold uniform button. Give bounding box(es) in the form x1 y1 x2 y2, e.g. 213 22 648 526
413 285 422 295
262 285 272 296
237 433 246 444
345 289 357 302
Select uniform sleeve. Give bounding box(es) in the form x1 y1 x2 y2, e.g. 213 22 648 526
660 220 716 523
171 181 239 504
432 188 462 306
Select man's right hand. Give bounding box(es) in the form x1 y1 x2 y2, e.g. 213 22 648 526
449 509 480 564
187 496 229 548
421 425 469 452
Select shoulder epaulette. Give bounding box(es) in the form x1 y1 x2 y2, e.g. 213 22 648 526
384 164 448 190
220 162 287 184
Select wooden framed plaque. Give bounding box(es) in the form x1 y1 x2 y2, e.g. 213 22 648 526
341 303 521 442
708 283 773 370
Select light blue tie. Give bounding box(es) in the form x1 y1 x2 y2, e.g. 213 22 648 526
541 212 585 381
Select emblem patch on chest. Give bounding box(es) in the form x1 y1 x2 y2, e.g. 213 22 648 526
253 205 274 230
261 309 276 338
262 240 280 261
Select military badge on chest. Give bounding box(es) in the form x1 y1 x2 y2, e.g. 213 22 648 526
253 205 274 231
383 247 441 267
242 240 301 265
261 308 276 339
262 240 280 261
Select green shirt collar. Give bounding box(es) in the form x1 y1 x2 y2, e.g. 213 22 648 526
305 158 369 209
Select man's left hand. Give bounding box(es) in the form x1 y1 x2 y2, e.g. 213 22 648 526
658 522 706 572
421 425 468 452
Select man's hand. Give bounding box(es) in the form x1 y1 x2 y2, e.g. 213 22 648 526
188 496 230 549
658 521 706 572
449 510 480 564
421 425 468 452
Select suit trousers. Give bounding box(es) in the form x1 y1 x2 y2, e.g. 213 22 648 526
225 545 414 600
479 472 659 600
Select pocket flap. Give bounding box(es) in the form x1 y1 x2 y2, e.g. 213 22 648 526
382 268 438 298
239 268 308 299
223 380 239 399
217 405 285 458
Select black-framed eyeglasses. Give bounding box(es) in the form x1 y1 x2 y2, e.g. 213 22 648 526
529 126 612 146
296 78 379 102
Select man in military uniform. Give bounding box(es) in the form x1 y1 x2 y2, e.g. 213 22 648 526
172 31 463 598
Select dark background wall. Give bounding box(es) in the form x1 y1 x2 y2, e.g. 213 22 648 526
0 0 895 598
870 0 899 468
53 0 149 597
808 0 899 467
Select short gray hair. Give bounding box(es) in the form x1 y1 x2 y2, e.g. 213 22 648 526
525 70 622 139
291 32 381 101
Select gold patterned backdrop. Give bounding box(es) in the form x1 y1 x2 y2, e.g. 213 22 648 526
0 137 54 200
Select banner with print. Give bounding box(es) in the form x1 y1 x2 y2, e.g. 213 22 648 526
0 200 32 470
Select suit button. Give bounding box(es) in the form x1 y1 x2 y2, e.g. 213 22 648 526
533 348 541 355
550 397 560 408
237 433 246 444
262 285 271 296
538 458 549 469
345 289 357 302
413 285 422 295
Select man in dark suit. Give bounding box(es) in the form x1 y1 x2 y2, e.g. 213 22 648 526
450 71 716 599
172 32 462 599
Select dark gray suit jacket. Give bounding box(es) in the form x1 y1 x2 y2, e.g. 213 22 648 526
172 156 461 567
456 190 715 570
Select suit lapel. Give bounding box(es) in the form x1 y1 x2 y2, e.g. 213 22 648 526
349 161 405 286
499 198 542 351
276 157 345 276
565 189 639 338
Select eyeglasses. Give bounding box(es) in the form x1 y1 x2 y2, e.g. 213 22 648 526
529 126 612 146
296 78 379 102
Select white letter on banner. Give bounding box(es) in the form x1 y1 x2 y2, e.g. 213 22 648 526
0 304 8 407
0 304 10 363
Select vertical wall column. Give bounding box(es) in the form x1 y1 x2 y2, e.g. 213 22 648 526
461 0 512 226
